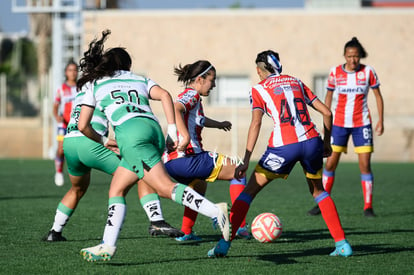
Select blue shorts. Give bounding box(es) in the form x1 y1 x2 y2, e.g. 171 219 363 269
331 125 373 153
165 151 223 184
56 126 67 142
257 137 323 180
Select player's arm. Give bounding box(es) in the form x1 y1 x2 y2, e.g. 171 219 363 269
174 101 190 152
235 109 263 179
149 85 178 150
204 117 232 131
78 105 105 145
312 98 332 157
372 87 384 136
324 89 334 110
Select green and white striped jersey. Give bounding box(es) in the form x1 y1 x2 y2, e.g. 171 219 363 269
65 82 109 138
82 70 158 126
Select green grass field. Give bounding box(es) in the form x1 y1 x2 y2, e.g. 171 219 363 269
1 159 413 274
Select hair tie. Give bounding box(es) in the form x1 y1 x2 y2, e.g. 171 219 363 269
267 54 282 75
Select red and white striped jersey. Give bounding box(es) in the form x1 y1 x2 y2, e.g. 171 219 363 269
164 88 205 162
54 82 77 127
251 74 320 148
327 64 380 128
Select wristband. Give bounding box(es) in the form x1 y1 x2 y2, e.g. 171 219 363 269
101 136 109 146
167 124 178 143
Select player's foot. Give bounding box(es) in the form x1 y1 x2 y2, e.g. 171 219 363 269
148 220 184 238
42 230 67 242
175 232 202 242
54 172 64 187
236 225 251 240
207 238 231 258
363 208 376 217
213 203 230 241
329 240 352 257
307 205 321 216
80 243 116 262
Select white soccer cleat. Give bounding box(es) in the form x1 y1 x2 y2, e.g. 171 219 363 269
54 172 64 186
80 243 116 262
215 202 230 241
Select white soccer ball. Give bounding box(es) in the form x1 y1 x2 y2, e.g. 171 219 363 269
251 212 283 243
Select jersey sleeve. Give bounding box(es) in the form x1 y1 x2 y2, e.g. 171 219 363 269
300 81 318 105
177 90 199 113
367 66 380 88
326 67 336 91
80 83 96 107
250 86 265 112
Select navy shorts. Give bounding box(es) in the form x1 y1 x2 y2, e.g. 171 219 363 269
331 125 373 153
257 137 323 179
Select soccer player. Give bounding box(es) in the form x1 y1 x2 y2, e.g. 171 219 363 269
208 50 352 258
53 61 78 186
164 60 250 241
43 84 183 242
307 37 384 217
77 30 229 262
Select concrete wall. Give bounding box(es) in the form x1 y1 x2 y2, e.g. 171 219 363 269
1 8 413 161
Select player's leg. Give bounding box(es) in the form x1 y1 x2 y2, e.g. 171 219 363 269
138 179 183 238
217 158 250 239
176 180 206 241
54 126 66 186
308 126 349 216
303 137 352 257
353 125 375 217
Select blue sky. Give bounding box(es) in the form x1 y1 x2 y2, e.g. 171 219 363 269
1 0 304 33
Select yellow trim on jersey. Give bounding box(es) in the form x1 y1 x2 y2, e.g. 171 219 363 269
332 145 347 153
206 154 225 182
56 135 65 142
355 146 373 153
255 164 288 180
305 168 323 179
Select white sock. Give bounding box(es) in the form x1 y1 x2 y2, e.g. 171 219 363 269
102 197 126 247
51 210 70 232
172 183 218 219
140 194 164 222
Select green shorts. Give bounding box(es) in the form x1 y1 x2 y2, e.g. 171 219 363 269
115 117 165 179
63 136 120 176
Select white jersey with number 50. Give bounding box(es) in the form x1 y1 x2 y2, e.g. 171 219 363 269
82 70 159 126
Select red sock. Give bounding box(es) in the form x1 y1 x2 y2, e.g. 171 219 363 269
322 169 335 194
229 180 246 227
55 157 64 173
361 173 373 210
229 192 252 241
180 207 198 235
317 192 345 242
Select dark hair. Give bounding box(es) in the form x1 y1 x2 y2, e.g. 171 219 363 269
174 60 215 86
344 37 367 58
77 29 132 90
255 50 282 74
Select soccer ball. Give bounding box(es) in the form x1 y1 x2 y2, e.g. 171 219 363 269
251 212 283 243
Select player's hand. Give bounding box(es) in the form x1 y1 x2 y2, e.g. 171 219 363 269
323 143 332 158
375 121 384 136
220 121 232 131
55 115 64 123
105 138 120 154
234 162 249 180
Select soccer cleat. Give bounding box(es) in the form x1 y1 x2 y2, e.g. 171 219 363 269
363 208 376 217
42 230 67 242
236 225 252 240
80 243 116 262
307 205 321 216
175 232 202 242
329 240 353 257
54 172 64 187
148 220 184 238
207 238 231 258
215 203 230 241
